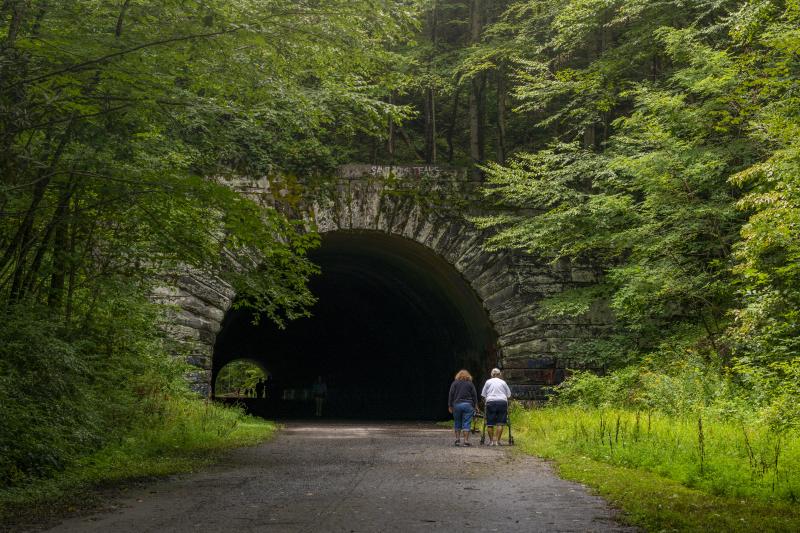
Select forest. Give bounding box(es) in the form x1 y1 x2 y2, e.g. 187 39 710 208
1 0 799 530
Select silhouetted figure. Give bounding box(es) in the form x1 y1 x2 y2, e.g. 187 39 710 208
312 376 327 417
264 374 273 399
255 378 265 399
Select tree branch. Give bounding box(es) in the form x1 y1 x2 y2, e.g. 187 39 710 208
7 27 243 89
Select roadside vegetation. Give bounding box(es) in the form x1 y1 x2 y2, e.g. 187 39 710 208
401 0 799 502
514 411 800 532
0 397 274 527
512 402 800 531
0 0 413 521
520 406 800 503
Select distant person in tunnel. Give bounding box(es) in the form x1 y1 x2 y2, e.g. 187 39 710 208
448 369 477 447
312 376 327 417
255 378 265 399
264 373 273 398
481 368 512 446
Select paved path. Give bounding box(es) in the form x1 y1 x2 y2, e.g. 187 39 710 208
48 422 633 532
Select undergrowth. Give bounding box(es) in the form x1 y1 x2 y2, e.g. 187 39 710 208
512 404 800 531
0 398 274 527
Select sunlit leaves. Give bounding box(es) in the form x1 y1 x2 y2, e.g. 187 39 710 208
0 0 418 323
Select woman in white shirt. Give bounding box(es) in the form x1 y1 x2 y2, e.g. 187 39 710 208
480 368 512 446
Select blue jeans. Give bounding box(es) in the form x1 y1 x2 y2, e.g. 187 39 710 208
453 402 474 432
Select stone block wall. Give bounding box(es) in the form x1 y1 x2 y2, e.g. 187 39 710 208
159 165 609 400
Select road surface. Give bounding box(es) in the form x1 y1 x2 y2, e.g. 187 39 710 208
47 421 634 532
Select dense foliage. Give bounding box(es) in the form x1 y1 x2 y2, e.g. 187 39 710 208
379 0 799 464
380 0 800 521
2 0 798 514
434 0 800 431
0 0 416 486
215 359 267 396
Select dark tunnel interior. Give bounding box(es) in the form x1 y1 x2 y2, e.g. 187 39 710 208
212 230 498 420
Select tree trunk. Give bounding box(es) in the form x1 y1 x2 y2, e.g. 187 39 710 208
48 179 76 308
496 69 508 164
424 87 436 164
16 177 75 300
446 87 461 163
583 125 596 149
582 25 600 149
469 0 485 178
115 0 132 38
6 0 27 45
399 127 425 161
66 205 93 325
584 9 611 150
0 122 73 283
31 1 50 35
423 0 438 164
387 92 395 163
469 75 486 175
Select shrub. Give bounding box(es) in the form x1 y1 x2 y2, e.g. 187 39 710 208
0 293 185 486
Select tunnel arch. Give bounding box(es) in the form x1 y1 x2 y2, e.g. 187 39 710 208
162 168 597 403
212 229 500 419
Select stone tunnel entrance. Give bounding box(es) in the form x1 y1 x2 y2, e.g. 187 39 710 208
212 230 498 420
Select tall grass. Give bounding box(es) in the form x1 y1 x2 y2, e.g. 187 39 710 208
512 404 800 502
0 398 274 524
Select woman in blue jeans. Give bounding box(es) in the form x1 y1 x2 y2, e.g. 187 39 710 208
448 369 477 447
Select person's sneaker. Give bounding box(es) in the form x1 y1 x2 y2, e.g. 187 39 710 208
462 441 472 447
454 440 461 447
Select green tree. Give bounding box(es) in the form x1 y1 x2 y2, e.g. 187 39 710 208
472 0 800 426
0 0 418 484
215 360 267 396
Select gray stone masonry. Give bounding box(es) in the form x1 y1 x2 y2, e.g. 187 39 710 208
158 165 609 400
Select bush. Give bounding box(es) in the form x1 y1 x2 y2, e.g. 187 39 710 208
553 350 752 417
0 292 185 486
0 397 274 525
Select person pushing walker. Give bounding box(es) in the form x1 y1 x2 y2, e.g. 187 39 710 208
481 368 511 446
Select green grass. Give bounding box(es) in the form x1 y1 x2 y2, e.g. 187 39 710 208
512 405 800 532
0 398 275 529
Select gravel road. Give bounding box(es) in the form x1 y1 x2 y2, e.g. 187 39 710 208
47 421 634 532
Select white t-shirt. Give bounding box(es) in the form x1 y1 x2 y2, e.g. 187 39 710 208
481 377 511 403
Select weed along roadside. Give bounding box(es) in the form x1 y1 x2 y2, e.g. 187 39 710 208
510 404 800 532
0 400 275 530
